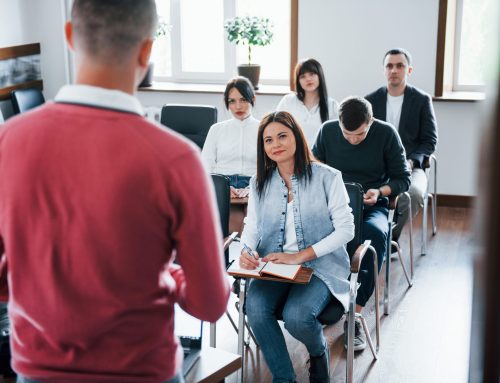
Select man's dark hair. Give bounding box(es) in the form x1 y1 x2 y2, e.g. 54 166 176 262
338 97 373 131
294 58 330 123
223 76 255 109
383 48 412 66
256 111 313 197
71 0 157 64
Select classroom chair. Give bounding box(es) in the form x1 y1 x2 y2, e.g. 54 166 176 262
160 104 217 149
421 154 438 255
10 88 45 115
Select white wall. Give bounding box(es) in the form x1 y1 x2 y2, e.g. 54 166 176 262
2 0 492 196
0 0 68 118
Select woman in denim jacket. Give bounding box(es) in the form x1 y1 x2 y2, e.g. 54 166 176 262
240 111 354 383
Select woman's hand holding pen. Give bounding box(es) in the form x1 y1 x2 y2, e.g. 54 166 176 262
239 244 260 270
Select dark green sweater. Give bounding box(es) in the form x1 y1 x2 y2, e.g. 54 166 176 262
312 119 411 196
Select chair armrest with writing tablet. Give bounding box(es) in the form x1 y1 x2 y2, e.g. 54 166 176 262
350 240 372 273
223 232 239 251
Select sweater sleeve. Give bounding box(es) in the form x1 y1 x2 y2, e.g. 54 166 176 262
0 239 8 302
200 124 218 173
311 122 327 162
167 150 230 323
385 129 411 196
311 172 354 257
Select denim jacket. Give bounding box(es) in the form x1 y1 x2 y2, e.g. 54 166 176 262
245 163 353 310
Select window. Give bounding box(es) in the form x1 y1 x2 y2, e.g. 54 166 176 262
435 0 498 95
151 0 292 85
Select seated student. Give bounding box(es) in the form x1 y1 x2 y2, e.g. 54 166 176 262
202 76 259 198
276 58 338 146
312 96 411 352
239 111 354 383
365 48 438 243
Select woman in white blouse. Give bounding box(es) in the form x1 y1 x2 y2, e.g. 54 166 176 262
277 58 338 146
202 77 259 198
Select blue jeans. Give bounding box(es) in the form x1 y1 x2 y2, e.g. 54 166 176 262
228 174 250 189
356 198 389 307
17 371 185 383
246 275 332 383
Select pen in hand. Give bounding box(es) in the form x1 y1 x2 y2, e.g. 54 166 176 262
241 243 260 269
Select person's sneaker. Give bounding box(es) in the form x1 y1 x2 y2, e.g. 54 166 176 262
343 317 367 351
390 241 399 260
308 346 330 383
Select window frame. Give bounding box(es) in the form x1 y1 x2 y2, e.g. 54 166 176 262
435 0 486 97
153 0 298 88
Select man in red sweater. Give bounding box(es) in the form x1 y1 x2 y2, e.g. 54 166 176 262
0 1 229 382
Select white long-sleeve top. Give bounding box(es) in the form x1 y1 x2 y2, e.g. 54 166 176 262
276 93 338 146
241 167 354 258
201 116 259 177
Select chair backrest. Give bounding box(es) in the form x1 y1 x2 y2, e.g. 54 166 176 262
160 104 217 149
210 174 231 266
344 182 364 259
11 88 45 115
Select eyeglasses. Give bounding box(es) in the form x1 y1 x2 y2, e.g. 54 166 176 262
385 63 407 70
227 98 250 105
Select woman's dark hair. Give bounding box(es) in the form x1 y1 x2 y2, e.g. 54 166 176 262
223 76 255 109
294 58 329 123
256 111 313 197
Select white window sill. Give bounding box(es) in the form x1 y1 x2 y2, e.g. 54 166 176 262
433 91 485 102
138 81 290 96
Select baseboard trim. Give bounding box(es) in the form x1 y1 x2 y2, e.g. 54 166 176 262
436 194 475 208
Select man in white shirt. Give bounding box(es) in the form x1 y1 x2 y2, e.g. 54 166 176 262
366 48 438 243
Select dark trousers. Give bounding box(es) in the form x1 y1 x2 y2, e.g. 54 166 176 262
356 199 389 307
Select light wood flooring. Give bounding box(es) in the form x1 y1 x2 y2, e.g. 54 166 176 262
213 206 474 383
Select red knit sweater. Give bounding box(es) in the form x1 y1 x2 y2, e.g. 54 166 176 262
0 103 229 382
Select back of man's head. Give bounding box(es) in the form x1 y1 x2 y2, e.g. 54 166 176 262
71 0 157 64
338 96 373 131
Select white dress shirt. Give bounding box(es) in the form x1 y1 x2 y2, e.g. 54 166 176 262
201 116 259 177
276 93 338 146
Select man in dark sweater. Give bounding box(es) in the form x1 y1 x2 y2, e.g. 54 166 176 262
312 96 410 351
366 48 438 242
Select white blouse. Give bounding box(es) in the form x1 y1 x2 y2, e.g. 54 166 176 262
276 93 338 146
201 116 259 177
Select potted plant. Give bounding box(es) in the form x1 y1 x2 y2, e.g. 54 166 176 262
224 16 273 89
139 18 171 88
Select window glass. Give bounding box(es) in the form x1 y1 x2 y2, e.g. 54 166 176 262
236 0 290 82
180 0 225 73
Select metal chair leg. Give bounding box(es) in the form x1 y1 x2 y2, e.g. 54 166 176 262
370 245 381 351
237 278 246 383
384 244 390 315
358 314 379 360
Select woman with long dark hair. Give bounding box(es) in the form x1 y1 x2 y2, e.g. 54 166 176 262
239 111 353 383
202 76 259 197
276 58 337 145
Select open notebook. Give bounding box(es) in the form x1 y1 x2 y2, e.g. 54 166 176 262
227 259 301 281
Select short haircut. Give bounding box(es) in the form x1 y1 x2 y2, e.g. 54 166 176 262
256 111 313 197
71 0 157 64
338 97 373 131
294 58 330 123
383 48 412 66
223 76 255 109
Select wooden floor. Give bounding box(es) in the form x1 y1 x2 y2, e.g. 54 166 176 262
212 206 474 383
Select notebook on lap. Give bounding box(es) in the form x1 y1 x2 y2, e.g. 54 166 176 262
174 304 203 377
